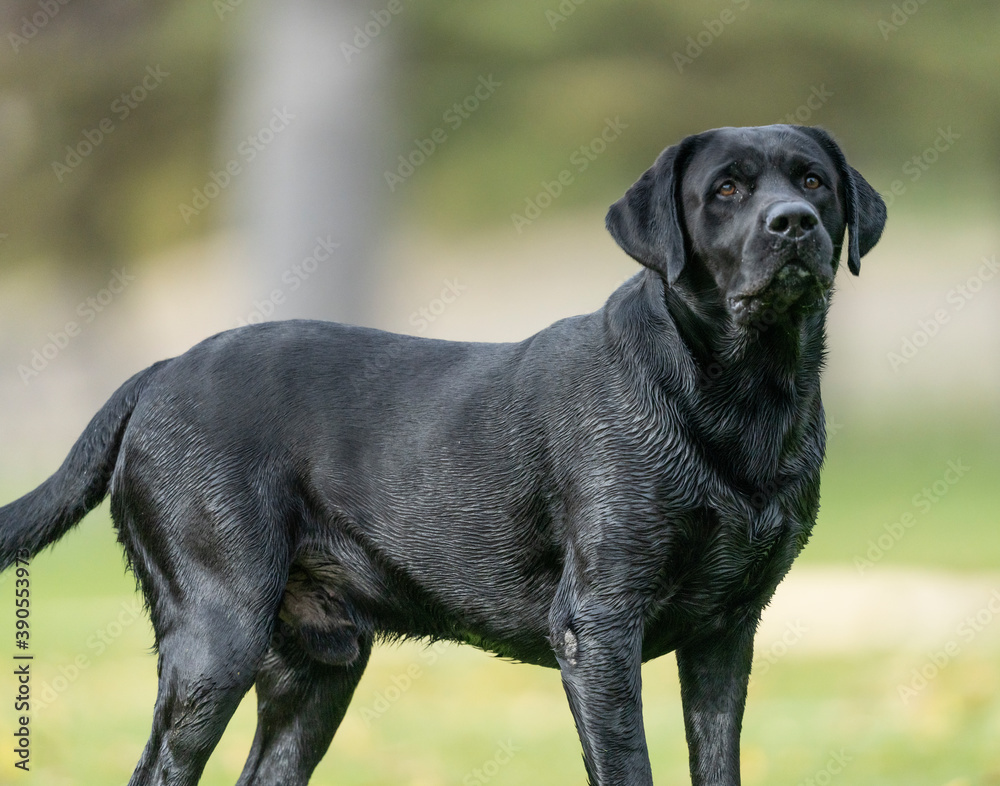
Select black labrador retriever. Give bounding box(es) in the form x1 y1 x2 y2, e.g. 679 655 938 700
0 124 885 785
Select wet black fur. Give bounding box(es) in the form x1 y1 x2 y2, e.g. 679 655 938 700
0 125 885 785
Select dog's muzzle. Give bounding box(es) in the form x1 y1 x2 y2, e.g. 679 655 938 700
728 260 832 326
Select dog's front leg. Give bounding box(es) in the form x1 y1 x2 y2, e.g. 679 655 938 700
676 621 757 786
551 597 653 786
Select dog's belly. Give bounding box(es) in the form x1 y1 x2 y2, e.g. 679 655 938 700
279 494 567 668
278 540 564 667
277 498 803 671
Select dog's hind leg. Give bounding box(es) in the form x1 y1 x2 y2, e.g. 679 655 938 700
235 626 372 786
115 491 292 786
125 590 281 786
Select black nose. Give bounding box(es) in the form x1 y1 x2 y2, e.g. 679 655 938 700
765 202 819 239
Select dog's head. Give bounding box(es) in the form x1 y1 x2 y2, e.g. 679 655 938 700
606 125 886 326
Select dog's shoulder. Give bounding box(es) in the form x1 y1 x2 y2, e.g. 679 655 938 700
598 270 696 391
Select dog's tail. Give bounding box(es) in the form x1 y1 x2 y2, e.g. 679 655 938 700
0 361 169 572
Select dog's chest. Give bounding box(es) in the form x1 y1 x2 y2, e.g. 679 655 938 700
642 493 812 651
644 396 823 625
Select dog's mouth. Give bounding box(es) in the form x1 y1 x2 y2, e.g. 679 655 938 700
727 261 831 326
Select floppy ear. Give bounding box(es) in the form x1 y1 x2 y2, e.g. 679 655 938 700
797 126 887 276
605 136 700 285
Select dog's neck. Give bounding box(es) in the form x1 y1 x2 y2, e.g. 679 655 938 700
665 279 828 383
624 270 829 483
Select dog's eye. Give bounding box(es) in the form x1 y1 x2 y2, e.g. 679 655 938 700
804 174 822 190
717 181 737 197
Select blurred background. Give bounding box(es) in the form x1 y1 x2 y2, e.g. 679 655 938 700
0 1 998 783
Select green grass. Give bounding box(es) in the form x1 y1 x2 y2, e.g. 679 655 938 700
3 625 1000 784
1 414 998 782
806 414 1000 571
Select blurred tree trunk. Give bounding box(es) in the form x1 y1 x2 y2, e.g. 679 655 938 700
221 0 391 327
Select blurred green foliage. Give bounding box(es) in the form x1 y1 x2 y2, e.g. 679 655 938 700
0 0 997 273
396 0 999 227
0 2 226 272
